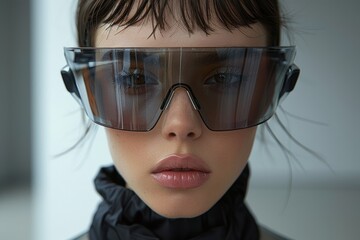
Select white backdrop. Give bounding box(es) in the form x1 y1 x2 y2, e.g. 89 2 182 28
32 0 360 239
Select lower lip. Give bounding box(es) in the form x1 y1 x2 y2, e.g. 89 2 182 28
152 171 210 189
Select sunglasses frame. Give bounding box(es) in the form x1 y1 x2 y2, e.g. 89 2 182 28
61 47 300 131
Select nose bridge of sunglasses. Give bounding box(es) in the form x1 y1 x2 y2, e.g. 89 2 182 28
161 85 200 112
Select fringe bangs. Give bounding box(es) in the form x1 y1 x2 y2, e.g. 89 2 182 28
77 0 281 46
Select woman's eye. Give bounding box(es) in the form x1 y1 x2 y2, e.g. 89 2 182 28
118 71 158 87
114 70 159 94
121 73 146 87
204 70 244 86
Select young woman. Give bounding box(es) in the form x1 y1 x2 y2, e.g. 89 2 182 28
61 0 300 239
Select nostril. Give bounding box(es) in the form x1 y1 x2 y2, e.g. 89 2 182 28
169 132 176 138
167 131 196 139
187 132 196 138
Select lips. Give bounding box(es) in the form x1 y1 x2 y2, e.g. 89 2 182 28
151 154 211 189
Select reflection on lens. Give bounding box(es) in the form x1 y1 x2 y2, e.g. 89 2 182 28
63 47 297 131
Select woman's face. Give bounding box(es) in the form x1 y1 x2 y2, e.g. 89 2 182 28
95 20 267 218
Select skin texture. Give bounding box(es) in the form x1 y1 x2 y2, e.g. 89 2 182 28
95 20 267 218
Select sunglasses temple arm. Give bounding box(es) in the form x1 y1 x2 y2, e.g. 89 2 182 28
279 64 300 102
61 66 82 104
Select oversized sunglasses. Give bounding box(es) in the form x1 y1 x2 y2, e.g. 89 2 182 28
61 47 299 131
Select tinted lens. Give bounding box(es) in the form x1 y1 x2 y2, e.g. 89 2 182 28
181 48 293 130
64 47 296 131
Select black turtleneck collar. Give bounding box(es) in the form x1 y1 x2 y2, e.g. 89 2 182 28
89 165 259 240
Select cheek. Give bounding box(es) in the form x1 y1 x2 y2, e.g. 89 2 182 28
209 127 256 160
104 129 152 180
207 127 257 177
106 130 138 163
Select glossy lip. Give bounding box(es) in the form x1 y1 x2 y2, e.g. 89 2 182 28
151 154 211 189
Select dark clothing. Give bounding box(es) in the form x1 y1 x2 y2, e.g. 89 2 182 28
76 165 287 240
74 226 289 240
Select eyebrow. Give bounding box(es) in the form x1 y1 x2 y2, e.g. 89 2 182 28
185 50 246 66
191 52 222 65
100 50 119 61
98 48 247 67
100 49 157 61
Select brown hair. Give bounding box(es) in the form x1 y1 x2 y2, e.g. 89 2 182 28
76 0 283 47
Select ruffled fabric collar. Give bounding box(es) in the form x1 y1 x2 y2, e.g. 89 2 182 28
89 165 259 240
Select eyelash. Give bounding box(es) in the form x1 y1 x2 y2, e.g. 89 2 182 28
113 69 159 94
204 67 246 87
109 67 246 94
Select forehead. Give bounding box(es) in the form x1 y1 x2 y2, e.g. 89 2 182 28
95 22 267 48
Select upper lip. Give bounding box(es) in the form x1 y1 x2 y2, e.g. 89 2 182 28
151 154 211 173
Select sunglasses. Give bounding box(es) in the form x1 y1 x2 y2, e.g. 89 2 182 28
61 47 299 131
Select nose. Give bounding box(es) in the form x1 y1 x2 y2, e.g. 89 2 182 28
160 88 203 141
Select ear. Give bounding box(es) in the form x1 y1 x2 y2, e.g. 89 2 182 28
61 66 81 100
279 64 300 99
